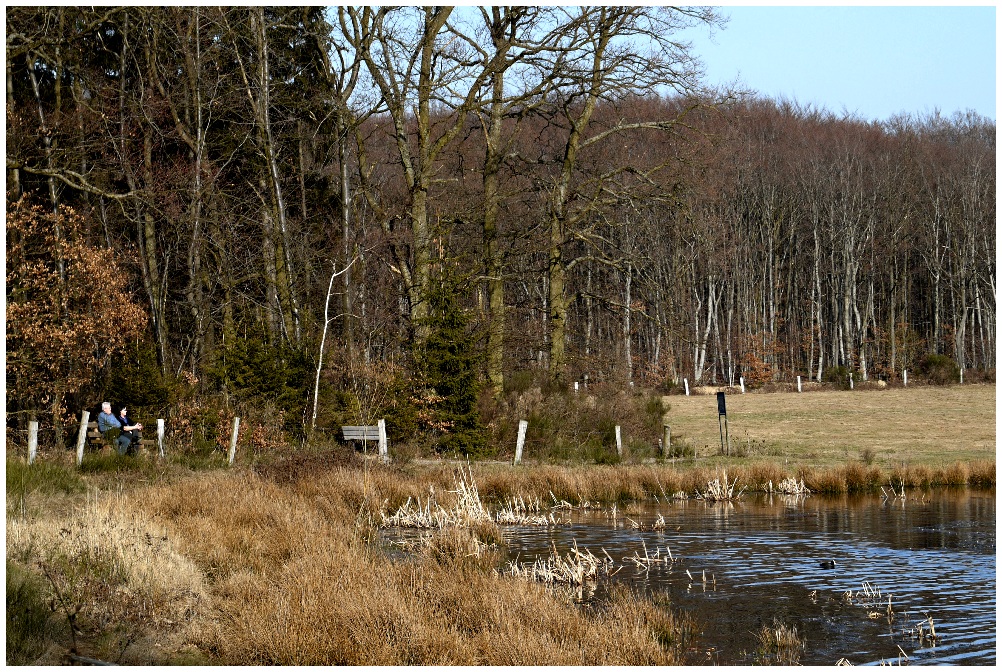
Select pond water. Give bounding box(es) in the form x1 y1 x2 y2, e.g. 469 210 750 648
501 489 995 666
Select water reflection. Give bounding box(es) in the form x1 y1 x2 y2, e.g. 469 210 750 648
503 489 995 665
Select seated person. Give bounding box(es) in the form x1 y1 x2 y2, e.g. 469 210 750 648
97 401 142 455
116 406 143 453
97 401 128 454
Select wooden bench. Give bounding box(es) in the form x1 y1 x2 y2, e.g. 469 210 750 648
341 419 389 462
86 421 156 453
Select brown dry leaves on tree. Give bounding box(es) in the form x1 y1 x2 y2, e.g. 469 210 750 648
6 198 146 417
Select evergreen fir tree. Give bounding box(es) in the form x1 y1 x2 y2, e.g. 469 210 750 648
417 271 487 456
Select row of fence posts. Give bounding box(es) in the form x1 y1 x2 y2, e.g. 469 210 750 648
512 419 674 465
25 412 239 467
674 370 911 396
30 367 917 466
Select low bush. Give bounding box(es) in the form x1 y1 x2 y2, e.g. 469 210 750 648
918 354 960 385
822 365 853 390
501 380 666 464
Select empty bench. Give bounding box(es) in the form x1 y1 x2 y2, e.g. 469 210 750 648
341 419 389 462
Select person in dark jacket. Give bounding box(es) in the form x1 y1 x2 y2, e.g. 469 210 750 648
116 406 143 455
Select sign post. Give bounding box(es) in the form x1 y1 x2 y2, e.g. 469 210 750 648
716 391 730 456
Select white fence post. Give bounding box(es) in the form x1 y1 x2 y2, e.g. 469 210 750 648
849 373 854 390
228 417 240 465
739 376 745 394
377 418 389 463
684 378 690 396
514 419 528 465
797 375 802 393
157 419 165 458
615 425 623 458
28 420 39 465
76 411 90 467
574 381 579 393
903 369 908 387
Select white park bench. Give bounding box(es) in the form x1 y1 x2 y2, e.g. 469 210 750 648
341 418 389 462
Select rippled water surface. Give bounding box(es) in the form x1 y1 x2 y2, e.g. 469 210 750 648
502 490 995 665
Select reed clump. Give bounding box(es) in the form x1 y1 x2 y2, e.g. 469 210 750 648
504 540 615 587
754 618 804 665
695 470 745 501
965 460 996 489
799 462 883 494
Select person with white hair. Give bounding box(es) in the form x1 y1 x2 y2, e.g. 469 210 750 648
97 401 131 455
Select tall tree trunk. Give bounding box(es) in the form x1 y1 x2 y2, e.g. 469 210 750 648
622 261 633 383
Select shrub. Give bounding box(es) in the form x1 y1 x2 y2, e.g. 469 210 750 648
918 354 960 385
822 365 853 390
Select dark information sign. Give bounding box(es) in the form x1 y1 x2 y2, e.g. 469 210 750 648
716 391 727 416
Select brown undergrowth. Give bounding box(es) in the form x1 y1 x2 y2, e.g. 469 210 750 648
8 458 699 665
142 466 698 664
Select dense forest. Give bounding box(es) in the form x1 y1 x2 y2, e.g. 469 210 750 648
6 7 995 453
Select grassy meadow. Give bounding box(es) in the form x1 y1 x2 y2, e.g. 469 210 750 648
6 384 996 665
663 383 996 469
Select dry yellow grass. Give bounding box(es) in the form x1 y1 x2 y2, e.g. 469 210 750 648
8 463 697 665
662 384 995 468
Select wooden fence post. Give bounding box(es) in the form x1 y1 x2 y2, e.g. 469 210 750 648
76 411 89 467
157 419 165 458
615 425 622 458
514 419 528 465
377 418 389 463
228 417 240 465
28 420 38 465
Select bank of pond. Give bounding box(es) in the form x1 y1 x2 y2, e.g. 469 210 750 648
382 480 995 665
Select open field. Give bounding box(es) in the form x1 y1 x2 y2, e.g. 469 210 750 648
663 384 996 469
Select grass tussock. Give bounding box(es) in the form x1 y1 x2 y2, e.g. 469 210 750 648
6 559 56 665
6 492 209 664
7 458 86 510
799 463 884 494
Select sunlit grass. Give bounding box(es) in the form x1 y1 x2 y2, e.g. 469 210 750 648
663 384 995 469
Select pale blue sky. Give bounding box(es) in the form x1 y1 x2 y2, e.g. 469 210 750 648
687 5 996 122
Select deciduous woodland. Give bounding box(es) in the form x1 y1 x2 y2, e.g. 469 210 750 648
6 7 995 453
